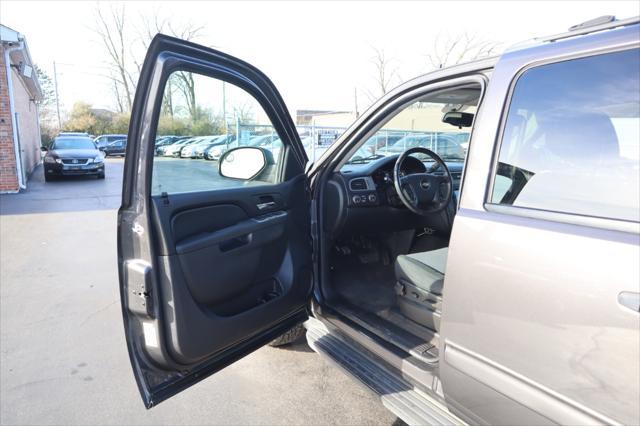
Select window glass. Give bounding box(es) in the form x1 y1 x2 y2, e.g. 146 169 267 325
491 49 640 222
151 71 284 195
52 137 96 150
342 89 479 167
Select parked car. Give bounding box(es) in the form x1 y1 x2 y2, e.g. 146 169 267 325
179 136 218 158
359 133 406 156
102 139 127 157
177 137 207 158
159 137 199 157
43 135 104 181
204 135 237 160
94 134 127 149
59 132 90 137
117 17 640 426
155 136 188 155
376 133 466 160
189 135 229 158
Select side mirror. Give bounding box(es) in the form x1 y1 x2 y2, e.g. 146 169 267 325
442 111 474 129
40 146 48 152
219 147 268 180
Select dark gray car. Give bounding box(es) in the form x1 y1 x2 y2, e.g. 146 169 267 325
43 136 105 181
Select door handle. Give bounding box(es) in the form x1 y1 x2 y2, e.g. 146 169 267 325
618 292 640 313
219 234 251 252
257 201 276 210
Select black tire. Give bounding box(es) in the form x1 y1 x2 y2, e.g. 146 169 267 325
268 324 306 347
98 172 105 179
44 173 54 182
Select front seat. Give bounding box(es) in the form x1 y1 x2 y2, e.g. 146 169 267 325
394 248 448 332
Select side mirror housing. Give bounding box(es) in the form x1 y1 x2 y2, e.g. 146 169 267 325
219 147 268 180
40 146 48 152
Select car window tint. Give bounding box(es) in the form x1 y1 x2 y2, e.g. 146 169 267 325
151 71 284 195
491 49 640 222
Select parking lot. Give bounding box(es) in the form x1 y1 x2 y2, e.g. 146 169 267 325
0 158 399 425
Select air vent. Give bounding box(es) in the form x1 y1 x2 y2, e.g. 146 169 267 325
451 172 462 180
349 178 367 191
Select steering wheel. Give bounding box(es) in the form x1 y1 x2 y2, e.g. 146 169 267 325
393 147 453 215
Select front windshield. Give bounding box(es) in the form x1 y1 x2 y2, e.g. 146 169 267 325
52 137 96 150
344 93 477 166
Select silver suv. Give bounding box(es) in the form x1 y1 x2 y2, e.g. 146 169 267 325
118 16 639 425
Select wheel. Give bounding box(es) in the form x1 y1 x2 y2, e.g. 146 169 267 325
98 172 105 179
268 324 306 347
44 173 54 182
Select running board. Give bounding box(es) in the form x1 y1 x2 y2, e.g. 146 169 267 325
305 318 465 426
335 302 440 364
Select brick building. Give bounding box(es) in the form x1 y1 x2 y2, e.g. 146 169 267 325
0 25 42 193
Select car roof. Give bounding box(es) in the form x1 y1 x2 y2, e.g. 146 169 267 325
55 135 93 140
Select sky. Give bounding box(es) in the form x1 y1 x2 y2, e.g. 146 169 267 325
1 1 639 116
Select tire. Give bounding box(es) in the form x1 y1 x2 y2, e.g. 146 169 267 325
98 172 105 179
44 173 54 182
268 324 306 347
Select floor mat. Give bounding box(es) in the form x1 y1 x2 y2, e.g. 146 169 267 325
330 255 397 313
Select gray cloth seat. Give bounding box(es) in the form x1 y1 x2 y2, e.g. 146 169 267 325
394 247 448 332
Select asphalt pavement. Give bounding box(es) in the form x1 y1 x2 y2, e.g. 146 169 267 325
0 158 399 425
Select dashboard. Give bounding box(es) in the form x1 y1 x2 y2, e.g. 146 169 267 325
323 155 463 236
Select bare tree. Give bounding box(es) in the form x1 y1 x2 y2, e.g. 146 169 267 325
367 47 400 101
233 103 255 124
94 3 136 111
167 23 204 122
136 13 175 116
111 78 125 113
426 32 501 70
137 14 204 121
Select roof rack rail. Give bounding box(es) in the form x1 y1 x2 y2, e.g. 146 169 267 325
542 15 640 43
506 15 639 53
569 15 616 32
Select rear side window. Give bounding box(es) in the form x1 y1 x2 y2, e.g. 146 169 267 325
491 49 640 222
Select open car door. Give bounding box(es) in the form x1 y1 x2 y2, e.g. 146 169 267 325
118 34 313 407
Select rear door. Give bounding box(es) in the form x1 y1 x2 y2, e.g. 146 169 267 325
440 24 639 425
118 34 313 407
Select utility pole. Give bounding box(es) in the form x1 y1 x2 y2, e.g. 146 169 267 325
52 61 61 129
222 81 227 134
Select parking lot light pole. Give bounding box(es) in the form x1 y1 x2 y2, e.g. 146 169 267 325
53 61 61 129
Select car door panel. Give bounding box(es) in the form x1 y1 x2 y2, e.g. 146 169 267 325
440 26 639 426
119 34 312 407
148 177 311 364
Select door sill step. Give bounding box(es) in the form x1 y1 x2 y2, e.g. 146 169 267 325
305 317 464 426
334 302 439 364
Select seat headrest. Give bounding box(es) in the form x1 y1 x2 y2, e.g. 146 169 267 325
540 112 619 161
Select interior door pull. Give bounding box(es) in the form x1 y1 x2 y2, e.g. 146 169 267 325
618 291 640 313
257 201 276 210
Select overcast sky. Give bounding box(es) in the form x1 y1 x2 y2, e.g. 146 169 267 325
2 1 638 115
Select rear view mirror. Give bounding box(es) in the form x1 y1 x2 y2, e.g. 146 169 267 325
219 147 267 180
442 111 474 129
